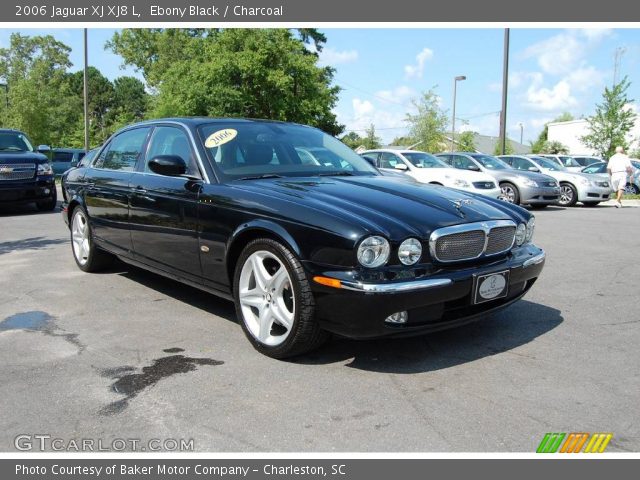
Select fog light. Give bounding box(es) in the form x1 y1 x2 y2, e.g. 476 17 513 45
44 188 50 195
385 311 408 324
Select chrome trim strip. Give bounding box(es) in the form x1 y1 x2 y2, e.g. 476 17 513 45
429 219 516 263
523 250 546 268
341 278 452 293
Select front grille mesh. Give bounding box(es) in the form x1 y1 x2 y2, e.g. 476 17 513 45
485 226 516 254
431 222 516 262
472 181 496 189
434 230 485 261
0 163 36 181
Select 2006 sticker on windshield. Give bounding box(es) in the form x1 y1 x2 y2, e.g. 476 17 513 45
205 129 238 148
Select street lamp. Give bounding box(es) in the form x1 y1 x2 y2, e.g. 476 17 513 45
451 75 466 152
518 122 524 145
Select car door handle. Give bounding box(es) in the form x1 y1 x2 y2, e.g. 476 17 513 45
133 186 147 194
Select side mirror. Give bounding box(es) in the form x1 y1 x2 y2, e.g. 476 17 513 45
528 166 540 172
37 145 50 154
70 160 79 168
394 163 408 171
148 155 187 177
468 164 481 171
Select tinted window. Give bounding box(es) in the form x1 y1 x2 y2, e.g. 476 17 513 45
0 132 34 152
199 123 377 180
52 151 74 162
511 157 535 171
95 128 150 171
582 163 606 174
379 152 401 169
437 155 453 165
79 149 98 167
559 156 580 167
145 126 198 175
530 156 561 171
402 152 448 168
452 155 477 170
470 154 510 170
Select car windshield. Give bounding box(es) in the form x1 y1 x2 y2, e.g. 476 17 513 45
199 122 378 180
560 156 581 167
0 132 34 152
582 163 605 174
470 154 510 170
402 152 448 168
530 156 561 171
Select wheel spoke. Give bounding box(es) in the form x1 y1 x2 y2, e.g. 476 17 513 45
272 301 293 330
257 307 274 342
240 288 264 309
269 266 288 291
250 254 269 291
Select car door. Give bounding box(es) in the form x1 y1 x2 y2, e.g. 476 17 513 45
128 125 203 282
85 127 151 256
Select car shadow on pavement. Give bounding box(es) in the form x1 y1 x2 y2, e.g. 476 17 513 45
0 236 68 255
295 300 563 374
0 201 62 217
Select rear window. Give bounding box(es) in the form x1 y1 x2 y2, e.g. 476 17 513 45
52 151 74 162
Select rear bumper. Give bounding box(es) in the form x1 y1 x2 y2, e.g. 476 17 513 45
307 244 545 338
0 177 55 204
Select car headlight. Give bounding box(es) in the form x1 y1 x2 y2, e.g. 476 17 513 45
515 223 526 246
453 179 470 188
37 163 53 175
522 178 538 187
525 217 535 243
398 238 422 265
357 236 390 268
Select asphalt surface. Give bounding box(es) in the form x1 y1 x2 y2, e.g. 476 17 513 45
1 189 639 452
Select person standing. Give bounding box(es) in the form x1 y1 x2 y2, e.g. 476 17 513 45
607 146 633 208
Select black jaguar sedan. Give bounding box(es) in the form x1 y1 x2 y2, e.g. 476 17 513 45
61 118 545 358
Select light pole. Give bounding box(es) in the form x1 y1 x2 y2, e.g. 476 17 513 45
451 75 466 152
83 28 89 153
499 28 510 155
518 122 524 145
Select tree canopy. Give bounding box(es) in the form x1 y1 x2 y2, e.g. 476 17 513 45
405 89 449 153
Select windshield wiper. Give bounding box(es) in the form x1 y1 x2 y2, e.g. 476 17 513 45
238 174 284 181
318 171 354 177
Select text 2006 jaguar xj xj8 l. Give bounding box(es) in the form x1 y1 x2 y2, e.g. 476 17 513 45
62 118 545 358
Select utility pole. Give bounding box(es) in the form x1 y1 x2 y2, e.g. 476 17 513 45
83 28 90 153
498 28 510 155
613 47 626 86
450 76 466 152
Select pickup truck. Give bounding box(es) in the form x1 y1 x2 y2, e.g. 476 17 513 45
0 128 57 211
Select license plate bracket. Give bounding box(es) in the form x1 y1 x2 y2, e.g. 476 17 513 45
472 270 510 304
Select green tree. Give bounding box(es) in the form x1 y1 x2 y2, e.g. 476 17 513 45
108 29 343 135
540 140 569 154
456 131 477 152
581 77 637 158
362 124 381 149
531 112 574 153
340 131 364 149
390 135 416 147
0 33 75 146
67 67 115 144
493 139 514 155
405 89 448 153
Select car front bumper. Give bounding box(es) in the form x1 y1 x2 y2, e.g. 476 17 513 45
306 244 545 338
575 183 611 202
519 185 560 205
0 177 55 204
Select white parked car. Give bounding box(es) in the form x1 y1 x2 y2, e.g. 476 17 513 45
537 154 584 173
361 149 502 199
499 155 611 207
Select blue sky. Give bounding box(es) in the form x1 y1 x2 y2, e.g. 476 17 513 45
1 27 638 144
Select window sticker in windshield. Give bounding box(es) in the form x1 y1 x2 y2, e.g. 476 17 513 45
205 129 238 148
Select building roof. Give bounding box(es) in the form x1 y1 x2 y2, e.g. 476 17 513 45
447 132 531 155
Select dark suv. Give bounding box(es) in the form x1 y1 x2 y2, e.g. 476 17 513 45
0 128 56 211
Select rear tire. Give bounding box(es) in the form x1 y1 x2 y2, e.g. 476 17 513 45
70 206 113 272
559 183 578 207
625 183 640 195
499 182 520 204
233 238 329 359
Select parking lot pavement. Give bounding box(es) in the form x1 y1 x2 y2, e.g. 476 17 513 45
1 196 639 453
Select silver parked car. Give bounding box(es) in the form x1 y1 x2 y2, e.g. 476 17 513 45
499 155 611 207
572 155 603 167
436 152 560 208
537 154 584 172
581 161 640 195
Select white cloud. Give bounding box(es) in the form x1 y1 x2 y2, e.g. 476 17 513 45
352 98 375 118
374 85 416 105
404 48 434 79
318 48 359 66
526 78 577 111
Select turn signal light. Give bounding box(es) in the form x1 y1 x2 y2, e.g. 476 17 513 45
313 276 342 289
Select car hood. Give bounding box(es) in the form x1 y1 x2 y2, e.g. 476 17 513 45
229 175 526 239
0 151 48 164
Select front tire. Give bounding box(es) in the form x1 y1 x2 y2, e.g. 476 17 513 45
559 183 578 207
70 206 112 272
233 238 328 359
500 182 520 204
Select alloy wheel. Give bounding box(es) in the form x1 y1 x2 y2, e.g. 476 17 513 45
559 185 574 205
71 210 90 266
238 250 295 346
500 185 516 203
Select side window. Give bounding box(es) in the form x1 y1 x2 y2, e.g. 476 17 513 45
145 126 198 175
379 152 400 169
452 155 475 170
500 156 514 166
52 151 73 163
94 128 150 171
511 158 533 171
438 155 453 165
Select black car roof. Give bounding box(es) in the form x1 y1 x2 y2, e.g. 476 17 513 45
53 148 85 152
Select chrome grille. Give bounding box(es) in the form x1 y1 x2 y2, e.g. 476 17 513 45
0 163 36 181
472 181 496 190
429 220 516 263
485 226 516 255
